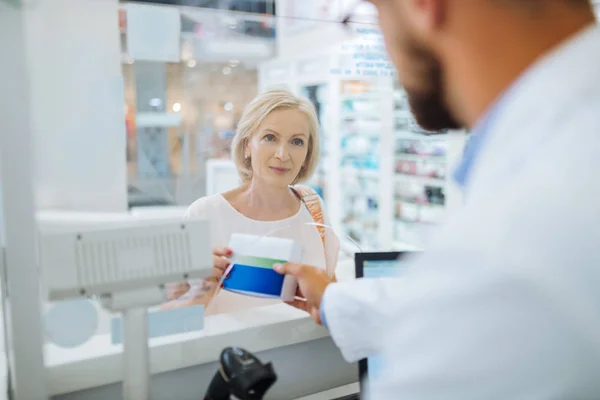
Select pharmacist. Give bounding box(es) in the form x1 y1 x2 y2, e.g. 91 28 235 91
276 0 600 398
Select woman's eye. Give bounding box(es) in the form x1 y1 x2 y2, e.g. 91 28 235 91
292 138 305 146
263 134 276 142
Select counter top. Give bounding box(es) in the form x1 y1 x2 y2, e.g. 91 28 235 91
39 247 357 396
294 383 360 400
44 303 329 396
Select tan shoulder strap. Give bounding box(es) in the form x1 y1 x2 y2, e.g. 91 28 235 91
291 185 326 247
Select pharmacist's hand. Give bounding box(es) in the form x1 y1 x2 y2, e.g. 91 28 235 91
212 246 233 280
274 263 332 325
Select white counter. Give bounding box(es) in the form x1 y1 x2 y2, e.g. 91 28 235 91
295 383 360 400
44 303 330 396
43 257 359 398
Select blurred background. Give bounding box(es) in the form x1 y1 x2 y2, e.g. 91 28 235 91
0 1 599 399
117 0 457 251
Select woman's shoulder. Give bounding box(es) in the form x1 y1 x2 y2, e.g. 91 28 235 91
184 194 224 218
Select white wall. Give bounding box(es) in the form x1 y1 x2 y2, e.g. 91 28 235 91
0 3 50 399
278 23 348 60
275 0 350 60
25 0 128 212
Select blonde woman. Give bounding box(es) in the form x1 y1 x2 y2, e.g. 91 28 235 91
162 89 338 315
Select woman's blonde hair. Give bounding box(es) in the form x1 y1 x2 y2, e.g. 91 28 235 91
231 89 320 184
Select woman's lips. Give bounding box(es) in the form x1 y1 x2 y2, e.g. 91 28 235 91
269 167 290 174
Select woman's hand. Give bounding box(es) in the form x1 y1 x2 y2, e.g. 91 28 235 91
160 246 233 310
211 246 233 280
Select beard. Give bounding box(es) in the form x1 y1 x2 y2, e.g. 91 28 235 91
402 37 463 133
406 85 462 133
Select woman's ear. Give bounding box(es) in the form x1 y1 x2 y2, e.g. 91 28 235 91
243 138 250 159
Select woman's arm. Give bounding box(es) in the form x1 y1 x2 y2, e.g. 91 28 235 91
160 277 219 309
160 197 229 309
160 246 232 309
165 281 191 301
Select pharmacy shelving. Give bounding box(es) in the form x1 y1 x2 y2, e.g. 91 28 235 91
337 81 382 249
392 84 448 249
301 83 329 199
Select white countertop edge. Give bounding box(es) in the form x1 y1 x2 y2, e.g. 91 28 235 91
45 304 330 396
294 383 360 400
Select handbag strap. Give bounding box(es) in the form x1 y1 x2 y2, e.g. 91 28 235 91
291 185 326 248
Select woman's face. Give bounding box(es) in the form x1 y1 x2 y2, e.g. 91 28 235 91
246 108 310 188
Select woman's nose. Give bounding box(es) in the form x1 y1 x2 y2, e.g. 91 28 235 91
275 144 289 160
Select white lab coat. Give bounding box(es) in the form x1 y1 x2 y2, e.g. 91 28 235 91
323 24 600 399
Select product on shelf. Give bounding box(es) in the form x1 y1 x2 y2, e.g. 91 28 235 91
342 134 376 156
416 160 446 179
425 186 445 205
395 181 446 204
395 181 428 203
395 160 417 175
395 138 448 157
395 160 446 180
393 83 450 249
395 200 446 225
396 201 420 222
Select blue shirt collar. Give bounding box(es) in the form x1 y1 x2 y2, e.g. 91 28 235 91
452 107 499 189
452 81 518 190
451 59 541 190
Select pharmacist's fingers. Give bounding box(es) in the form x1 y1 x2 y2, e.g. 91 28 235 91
286 298 310 313
286 299 323 325
310 306 322 325
273 262 304 277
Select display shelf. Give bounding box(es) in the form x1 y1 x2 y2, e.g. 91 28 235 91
396 131 448 141
394 174 446 186
392 82 450 248
301 83 328 200
395 152 446 161
342 165 379 179
395 197 445 206
338 80 386 250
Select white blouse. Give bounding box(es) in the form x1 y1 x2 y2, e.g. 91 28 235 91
184 193 338 315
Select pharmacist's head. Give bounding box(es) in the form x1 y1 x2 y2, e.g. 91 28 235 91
368 0 593 132
370 0 461 132
231 89 320 188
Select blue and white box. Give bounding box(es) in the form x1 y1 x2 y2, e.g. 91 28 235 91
223 234 303 301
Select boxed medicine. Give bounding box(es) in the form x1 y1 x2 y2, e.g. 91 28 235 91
223 233 303 301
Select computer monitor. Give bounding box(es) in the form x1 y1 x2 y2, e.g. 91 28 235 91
355 251 412 396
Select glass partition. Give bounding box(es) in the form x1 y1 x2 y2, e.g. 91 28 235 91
121 4 276 207
38 0 452 374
